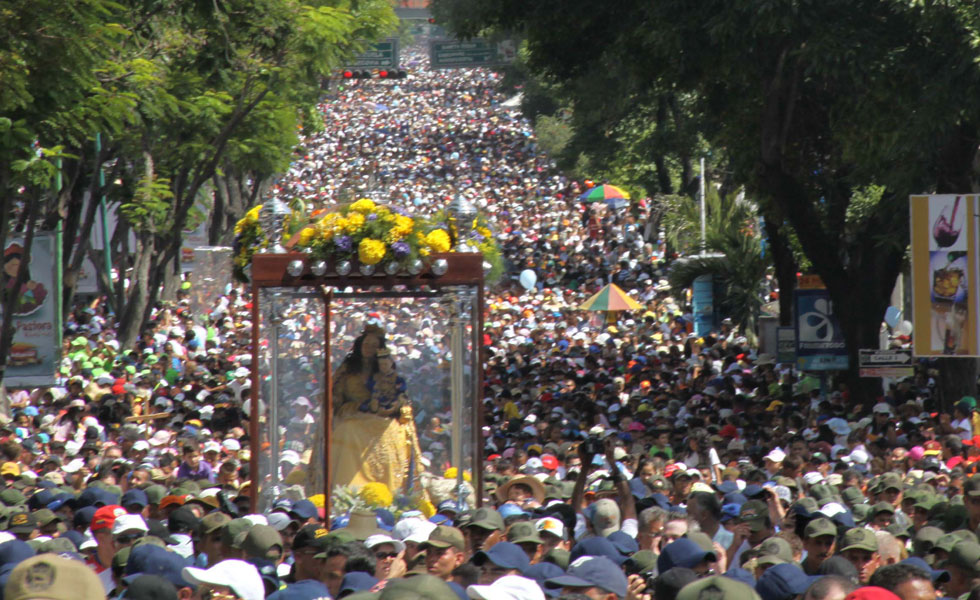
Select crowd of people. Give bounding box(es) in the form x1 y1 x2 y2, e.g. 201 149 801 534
0 42 975 600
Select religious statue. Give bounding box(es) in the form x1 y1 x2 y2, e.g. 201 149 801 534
329 324 424 492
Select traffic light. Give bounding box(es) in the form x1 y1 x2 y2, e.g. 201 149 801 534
378 70 408 80
342 70 354 79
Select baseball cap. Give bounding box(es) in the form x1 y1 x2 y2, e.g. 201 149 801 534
125 544 192 589
6 553 105 600
467 574 545 600
676 575 760 600
126 575 179 600
292 524 330 552
420 525 465 551
964 476 980 497
91 505 127 532
944 541 980 575
200 513 232 536
241 524 283 560
804 517 837 539
507 521 543 545
756 563 819 600
113 514 149 535
472 541 530 573
757 537 794 563
535 517 565 540
739 500 769 531
569 537 627 566
923 440 942 456
183 560 264 600
7 510 36 535
899 556 950 585
546 556 628 598
378 574 459 600
122 489 150 510
840 528 878 553
584 498 620 537
657 538 717 573
364 534 406 554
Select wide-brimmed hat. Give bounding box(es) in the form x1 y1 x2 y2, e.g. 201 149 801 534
343 509 384 540
496 475 546 505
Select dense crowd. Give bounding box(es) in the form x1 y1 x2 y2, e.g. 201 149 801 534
0 44 976 600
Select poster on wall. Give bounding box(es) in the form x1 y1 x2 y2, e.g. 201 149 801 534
910 195 980 356
1 234 58 387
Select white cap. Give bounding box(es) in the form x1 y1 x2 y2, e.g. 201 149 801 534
364 534 406 553
183 560 264 600
112 514 149 535
132 440 150 452
242 514 268 527
222 439 242 452
764 447 786 463
536 517 565 540
203 441 222 454
467 575 546 600
873 402 893 415
280 450 300 465
234 367 250 378
398 519 437 544
803 472 824 486
149 430 172 447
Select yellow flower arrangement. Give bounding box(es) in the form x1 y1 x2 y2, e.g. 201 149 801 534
359 482 394 507
424 229 451 253
308 494 325 509
358 238 386 265
350 198 376 214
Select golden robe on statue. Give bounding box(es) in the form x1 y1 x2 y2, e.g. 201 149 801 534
330 342 424 492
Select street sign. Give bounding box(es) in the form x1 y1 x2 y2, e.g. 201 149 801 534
795 288 849 371
858 349 914 378
429 39 515 69
349 38 400 70
777 327 796 364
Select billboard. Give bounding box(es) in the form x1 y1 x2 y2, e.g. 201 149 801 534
794 287 849 370
1 234 59 387
910 195 980 356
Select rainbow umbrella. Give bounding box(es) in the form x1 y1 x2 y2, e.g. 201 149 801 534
577 283 644 311
579 184 631 209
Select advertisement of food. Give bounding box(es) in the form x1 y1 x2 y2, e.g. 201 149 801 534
0 234 58 385
910 195 980 356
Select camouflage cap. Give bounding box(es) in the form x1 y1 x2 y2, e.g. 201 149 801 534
758 536 794 563
675 574 761 600
506 521 543 545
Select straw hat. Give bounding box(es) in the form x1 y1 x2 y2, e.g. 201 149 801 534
495 475 546 505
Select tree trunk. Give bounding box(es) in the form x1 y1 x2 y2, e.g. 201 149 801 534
117 232 155 349
762 212 796 326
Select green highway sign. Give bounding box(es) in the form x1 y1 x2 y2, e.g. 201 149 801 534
350 38 400 70
429 39 515 69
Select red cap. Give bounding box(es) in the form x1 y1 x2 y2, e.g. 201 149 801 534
541 455 559 471
844 587 901 600
91 505 126 532
720 424 739 439
664 463 683 478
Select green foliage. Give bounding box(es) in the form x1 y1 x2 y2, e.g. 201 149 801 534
663 188 770 338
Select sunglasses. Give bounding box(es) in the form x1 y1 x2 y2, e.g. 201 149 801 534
116 533 145 544
375 551 398 560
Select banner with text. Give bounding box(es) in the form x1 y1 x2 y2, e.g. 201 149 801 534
1 234 58 387
910 195 980 356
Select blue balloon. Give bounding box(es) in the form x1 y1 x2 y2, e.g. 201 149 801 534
519 269 537 291
884 306 901 328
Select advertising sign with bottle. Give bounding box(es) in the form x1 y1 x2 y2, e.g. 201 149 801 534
910 195 980 356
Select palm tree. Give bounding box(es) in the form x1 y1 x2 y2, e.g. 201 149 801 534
661 188 769 342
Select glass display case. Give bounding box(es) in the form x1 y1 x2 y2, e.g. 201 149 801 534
246 253 484 516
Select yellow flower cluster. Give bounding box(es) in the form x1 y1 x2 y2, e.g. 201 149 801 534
308 494 325 509
345 212 365 233
425 229 451 253
419 498 437 518
234 203 264 235
359 482 394 507
350 198 376 214
358 238 386 265
298 227 315 246
442 467 472 482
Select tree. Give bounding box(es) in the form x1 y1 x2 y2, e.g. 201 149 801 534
432 0 980 402
663 188 769 342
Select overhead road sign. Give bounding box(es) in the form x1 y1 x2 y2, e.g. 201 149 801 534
349 38 400 70
429 39 515 69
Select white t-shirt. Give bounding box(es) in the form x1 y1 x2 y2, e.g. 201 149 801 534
952 417 972 441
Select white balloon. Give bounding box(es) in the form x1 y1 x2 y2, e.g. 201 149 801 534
895 320 913 336
519 269 537 291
